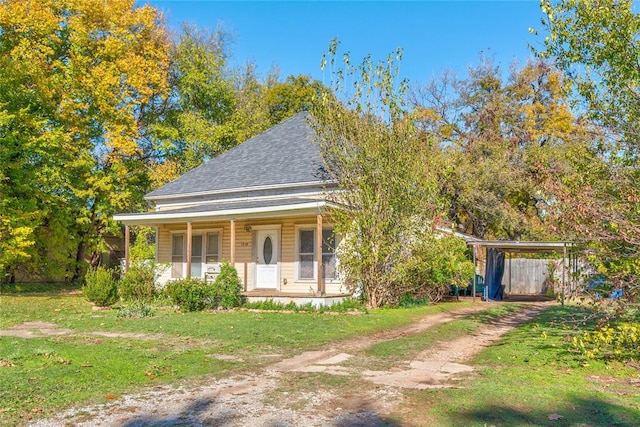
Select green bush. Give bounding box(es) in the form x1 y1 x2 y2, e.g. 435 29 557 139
83 266 119 307
119 263 155 301
212 262 243 309
399 293 429 308
243 299 297 311
117 301 154 318
242 297 366 313
164 278 213 312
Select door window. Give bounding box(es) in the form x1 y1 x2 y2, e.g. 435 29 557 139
263 236 273 264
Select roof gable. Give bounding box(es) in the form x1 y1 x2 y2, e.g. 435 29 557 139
146 112 330 200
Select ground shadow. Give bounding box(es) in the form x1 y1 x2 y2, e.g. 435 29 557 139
452 396 639 426
118 396 403 426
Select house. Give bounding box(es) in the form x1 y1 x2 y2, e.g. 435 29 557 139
114 112 349 306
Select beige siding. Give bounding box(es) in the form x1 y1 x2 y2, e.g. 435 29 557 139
155 215 345 294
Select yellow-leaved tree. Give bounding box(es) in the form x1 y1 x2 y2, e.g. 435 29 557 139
0 0 170 282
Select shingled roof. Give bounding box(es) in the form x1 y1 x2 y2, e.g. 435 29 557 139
146 112 330 200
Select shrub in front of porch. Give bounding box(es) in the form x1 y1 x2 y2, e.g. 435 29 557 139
164 278 213 312
119 262 156 301
164 264 243 312
212 262 242 309
83 266 119 307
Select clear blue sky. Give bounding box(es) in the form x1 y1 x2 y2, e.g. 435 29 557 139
144 1 546 86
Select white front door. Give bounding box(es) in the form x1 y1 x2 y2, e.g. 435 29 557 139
256 228 279 289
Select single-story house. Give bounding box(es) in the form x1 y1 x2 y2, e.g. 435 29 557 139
114 112 349 306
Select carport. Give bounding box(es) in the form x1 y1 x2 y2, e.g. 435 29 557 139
466 240 578 304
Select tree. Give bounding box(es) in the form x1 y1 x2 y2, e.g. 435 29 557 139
0 0 171 281
538 0 640 302
264 75 331 126
411 58 585 241
313 40 453 308
146 24 236 175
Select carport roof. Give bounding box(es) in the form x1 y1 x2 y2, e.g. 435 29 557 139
466 240 575 254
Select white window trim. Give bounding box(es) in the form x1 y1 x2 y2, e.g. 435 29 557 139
294 225 338 282
169 228 223 279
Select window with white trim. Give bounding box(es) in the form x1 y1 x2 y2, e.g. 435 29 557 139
299 230 315 279
296 228 337 280
206 232 219 263
171 231 221 279
171 234 184 278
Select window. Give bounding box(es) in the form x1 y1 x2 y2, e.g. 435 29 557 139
297 228 337 280
191 235 203 278
322 229 337 279
206 232 219 263
171 234 184 278
171 231 221 279
299 230 315 279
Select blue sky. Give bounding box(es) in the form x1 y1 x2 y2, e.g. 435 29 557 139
144 1 546 86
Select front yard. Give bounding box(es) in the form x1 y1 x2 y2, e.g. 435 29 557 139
0 286 638 426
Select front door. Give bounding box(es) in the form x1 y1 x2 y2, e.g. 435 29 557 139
256 228 279 289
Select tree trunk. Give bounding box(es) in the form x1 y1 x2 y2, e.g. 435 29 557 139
72 237 86 284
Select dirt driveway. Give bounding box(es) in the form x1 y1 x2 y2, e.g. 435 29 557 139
29 302 551 427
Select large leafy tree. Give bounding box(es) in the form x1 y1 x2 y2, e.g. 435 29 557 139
411 59 585 241
313 41 458 308
146 26 331 188
0 0 170 281
538 0 640 301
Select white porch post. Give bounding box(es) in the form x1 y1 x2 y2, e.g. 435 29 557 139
316 213 323 294
186 222 192 278
124 225 130 273
230 219 236 266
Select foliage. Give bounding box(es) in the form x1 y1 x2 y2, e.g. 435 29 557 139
83 266 119 307
242 297 366 313
314 39 445 308
163 278 213 312
411 59 584 241
119 263 156 302
146 24 331 187
398 294 430 308
537 0 640 305
263 74 332 126
129 226 156 263
572 322 640 362
0 0 171 282
398 235 474 295
146 24 236 177
212 262 243 309
117 301 154 319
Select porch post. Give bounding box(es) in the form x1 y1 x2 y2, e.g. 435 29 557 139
124 225 130 273
316 213 323 294
561 243 567 306
186 222 192 278
472 245 477 302
508 252 512 294
230 219 236 266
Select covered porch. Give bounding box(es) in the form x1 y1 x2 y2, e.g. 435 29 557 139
114 198 345 297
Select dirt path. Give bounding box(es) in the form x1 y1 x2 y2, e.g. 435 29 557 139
29 302 551 427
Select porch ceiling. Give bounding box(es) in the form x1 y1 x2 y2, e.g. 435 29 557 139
114 197 331 225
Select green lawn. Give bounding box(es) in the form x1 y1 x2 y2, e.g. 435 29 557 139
0 289 465 425
1 288 639 426
392 305 640 426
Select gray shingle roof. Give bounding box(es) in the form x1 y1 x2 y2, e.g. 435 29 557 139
146 112 329 200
